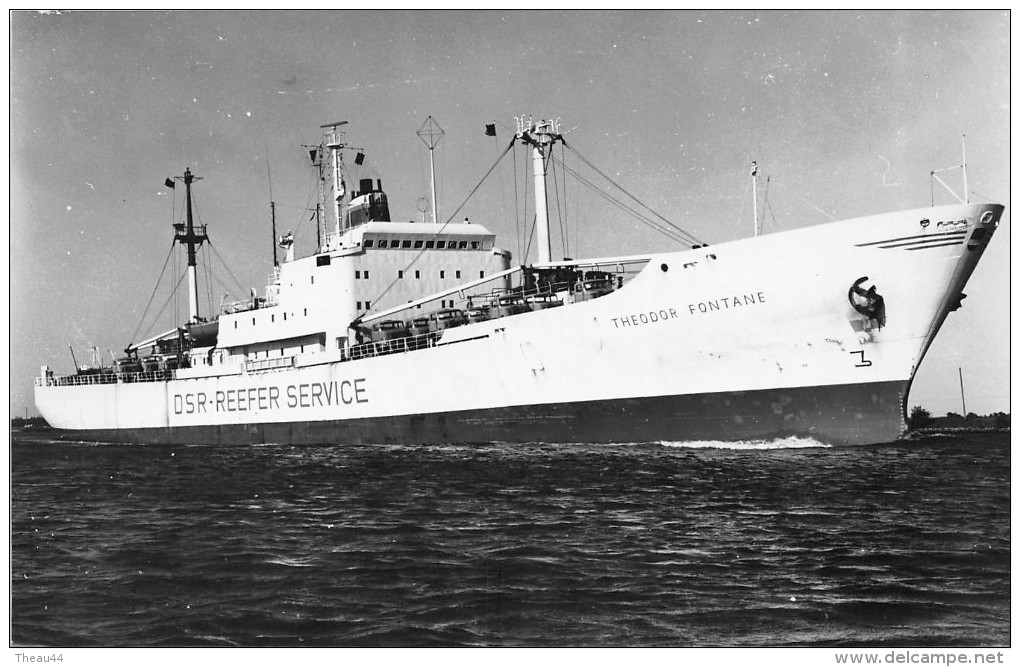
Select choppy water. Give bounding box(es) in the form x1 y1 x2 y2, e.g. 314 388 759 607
10 431 1009 647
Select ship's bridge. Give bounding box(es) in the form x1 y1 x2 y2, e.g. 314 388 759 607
336 219 512 317
213 216 512 367
341 220 498 252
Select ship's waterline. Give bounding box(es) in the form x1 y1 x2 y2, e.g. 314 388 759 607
46 380 907 447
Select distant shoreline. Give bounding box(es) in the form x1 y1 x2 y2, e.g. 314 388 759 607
910 426 1010 436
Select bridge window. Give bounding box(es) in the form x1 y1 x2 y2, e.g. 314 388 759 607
402 240 412 248
437 241 446 249
414 240 424 249
471 242 480 249
378 240 388 248
425 241 435 249
364 239 374 248
459 241 468 249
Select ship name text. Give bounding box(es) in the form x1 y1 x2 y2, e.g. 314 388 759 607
612 308 680 329
173 379 368 415
610 291 766 329
688 291 766 315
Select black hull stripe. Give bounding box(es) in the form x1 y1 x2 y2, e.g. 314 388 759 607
877 238 962 251
45 381 909 447
856 230 966 248
905 240 966 251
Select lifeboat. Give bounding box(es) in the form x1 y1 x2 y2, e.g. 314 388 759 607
187 319 219 346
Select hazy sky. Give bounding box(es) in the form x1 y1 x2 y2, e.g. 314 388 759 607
10 10 1010 418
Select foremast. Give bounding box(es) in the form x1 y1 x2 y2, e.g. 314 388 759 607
516 116 563 264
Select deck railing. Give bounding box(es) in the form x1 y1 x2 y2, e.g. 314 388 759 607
38 270 632 388
37 369 175 387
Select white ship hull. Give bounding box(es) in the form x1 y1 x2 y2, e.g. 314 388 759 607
36 203 1001 446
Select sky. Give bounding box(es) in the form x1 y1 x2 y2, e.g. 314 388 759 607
9 10 1011 418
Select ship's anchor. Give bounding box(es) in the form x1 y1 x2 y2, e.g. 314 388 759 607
848 276 886 328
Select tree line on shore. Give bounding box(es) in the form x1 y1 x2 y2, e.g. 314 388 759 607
909 406 1010 430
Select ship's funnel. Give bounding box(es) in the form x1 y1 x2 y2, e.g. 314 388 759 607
349 179 391 225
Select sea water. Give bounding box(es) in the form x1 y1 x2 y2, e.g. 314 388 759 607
10 431 1009 647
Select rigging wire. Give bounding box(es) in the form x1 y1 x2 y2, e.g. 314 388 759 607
203 244 214 318
520 143 531 261
523 213 536 263
772 180 836 222
137 271 189 346
512 142 522 261
130 242 178 345
441 138 515 226
549 149 566 259
172 245 179 330
760 175 782 233
561 140 704 247
296 165 322 249
552 156 694 246
494 138 512 255
766 196 780 232
561 140 571 258
207 239 249 298
356 138 517 323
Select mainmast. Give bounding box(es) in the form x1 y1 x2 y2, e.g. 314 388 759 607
517 116 562 264
321 120 349 236
169 167 209 323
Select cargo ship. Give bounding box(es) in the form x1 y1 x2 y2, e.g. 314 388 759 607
34 117 1003 446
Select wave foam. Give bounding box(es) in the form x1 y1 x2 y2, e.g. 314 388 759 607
658 436 831 450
